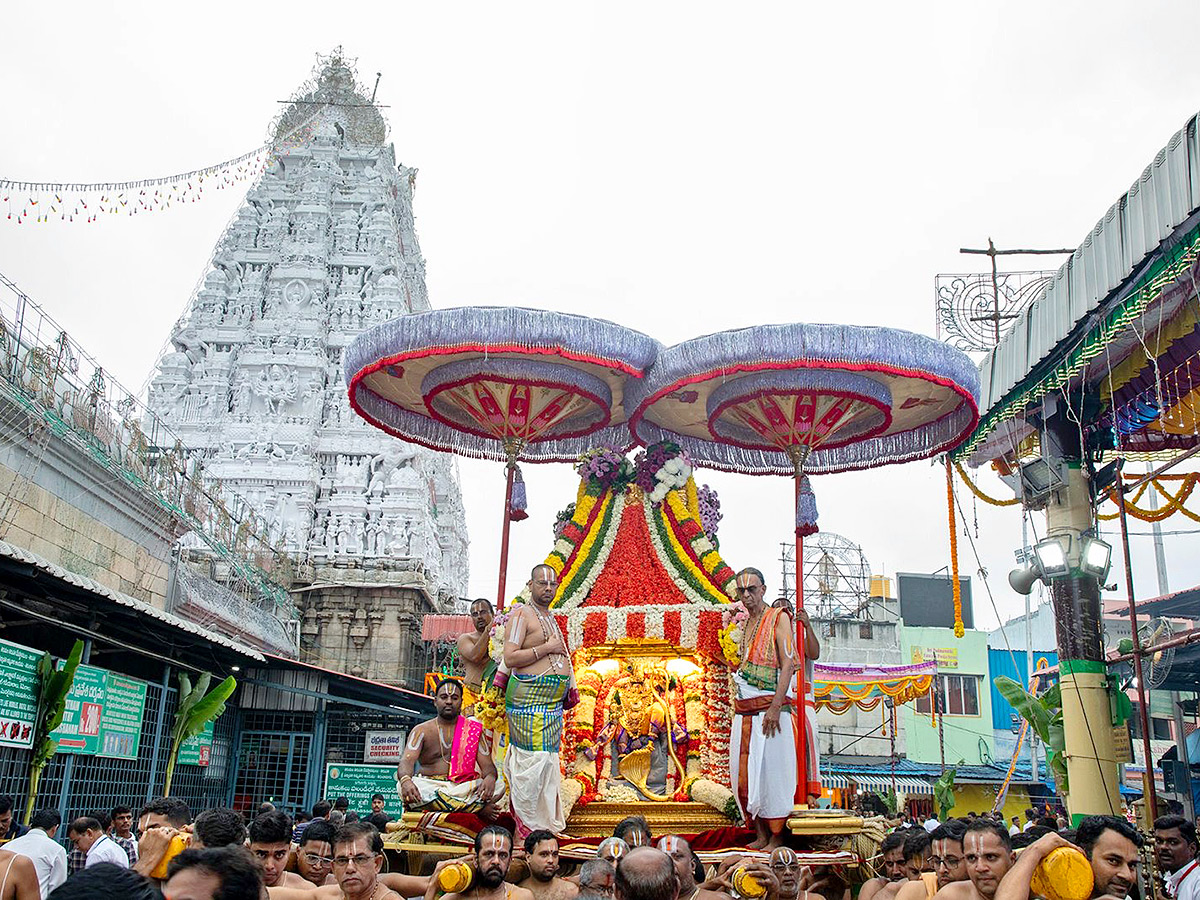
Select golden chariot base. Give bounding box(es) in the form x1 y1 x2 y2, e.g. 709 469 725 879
566 800 735 837
786 806 865 836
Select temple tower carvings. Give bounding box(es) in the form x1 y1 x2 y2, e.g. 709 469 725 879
147 52 468 685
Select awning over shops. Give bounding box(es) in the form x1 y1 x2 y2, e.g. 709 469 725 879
824 773 933 794
949 99 1200 475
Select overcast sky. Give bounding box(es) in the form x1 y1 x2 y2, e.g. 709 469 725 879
4 2 1200 637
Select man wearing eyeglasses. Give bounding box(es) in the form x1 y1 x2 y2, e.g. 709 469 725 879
295 819 336 887
268 822 399 899
891 821 968 900
729 567 820 851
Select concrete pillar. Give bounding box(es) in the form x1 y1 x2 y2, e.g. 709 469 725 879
1045 463 1120 822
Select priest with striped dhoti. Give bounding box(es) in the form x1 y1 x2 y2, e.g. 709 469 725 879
500 564 577 838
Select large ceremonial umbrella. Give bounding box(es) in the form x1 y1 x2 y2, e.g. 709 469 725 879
345 306 659 609
626 322 980 807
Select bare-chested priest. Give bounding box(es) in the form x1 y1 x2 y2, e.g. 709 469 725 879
397 678 500 815
457 598 495 713
427 826 535 900
502 564 573 837
518 830 578 900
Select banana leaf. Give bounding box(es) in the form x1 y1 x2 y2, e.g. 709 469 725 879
933 768 957 819
994 676 1051 744
24 639 83 824
163 672 236 795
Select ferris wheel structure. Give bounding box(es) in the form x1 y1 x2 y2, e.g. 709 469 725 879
778 531 875 620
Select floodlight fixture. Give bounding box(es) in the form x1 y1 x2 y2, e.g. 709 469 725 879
1080 536 1113 580
1018 457 1066 506
1033 536 1071 578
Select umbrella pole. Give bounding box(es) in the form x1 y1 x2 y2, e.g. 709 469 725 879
496 444 520 612
793 462 810 810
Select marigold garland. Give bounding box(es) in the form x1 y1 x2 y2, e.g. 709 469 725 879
954 460 1020 506
945 457 965 639
1096 472 1200 523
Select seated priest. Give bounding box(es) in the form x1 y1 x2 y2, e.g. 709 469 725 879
397 677 501 816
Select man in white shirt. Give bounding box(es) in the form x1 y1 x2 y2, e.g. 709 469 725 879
4 808 67 898
67 815 129 869
1156 815 1200 900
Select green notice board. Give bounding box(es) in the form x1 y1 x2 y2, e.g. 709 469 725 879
324 764 400 816
98 672 148 759
0 638 41 749
49 664 148 759
177 720 215 766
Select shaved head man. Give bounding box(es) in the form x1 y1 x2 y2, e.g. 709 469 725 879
502 563 572 837
616 847 680 900
658 836 730 900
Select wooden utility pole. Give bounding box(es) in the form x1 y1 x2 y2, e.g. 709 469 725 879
960 240 1074 345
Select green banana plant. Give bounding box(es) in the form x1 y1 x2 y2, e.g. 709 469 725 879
23 640 84 824
933 767 957 819
163 671 237 796
995 676 1068 793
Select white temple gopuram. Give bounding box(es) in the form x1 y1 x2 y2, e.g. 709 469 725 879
147 52 468 685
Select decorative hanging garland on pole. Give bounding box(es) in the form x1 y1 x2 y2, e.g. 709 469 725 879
945 456 965 638
1 145 270 224
1096 472 1200 522
953 459 1021 507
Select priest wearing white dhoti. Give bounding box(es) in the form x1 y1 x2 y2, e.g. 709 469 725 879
729 567 820 851
397 678 501 816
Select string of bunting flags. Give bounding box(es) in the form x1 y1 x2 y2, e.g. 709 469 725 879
2 145 270 224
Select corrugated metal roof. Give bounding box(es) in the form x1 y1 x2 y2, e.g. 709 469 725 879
0 538 266 661
971 110 1200 439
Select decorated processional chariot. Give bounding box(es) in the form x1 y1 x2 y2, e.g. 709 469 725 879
345 305 980 848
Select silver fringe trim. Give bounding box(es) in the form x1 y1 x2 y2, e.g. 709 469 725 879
627 322 980 475
345 306 661 388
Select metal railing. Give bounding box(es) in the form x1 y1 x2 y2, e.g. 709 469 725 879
0 271 296 622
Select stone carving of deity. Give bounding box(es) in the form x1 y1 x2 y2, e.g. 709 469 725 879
374 271 401 298
252 364 298 416
363 444 415 497
334 210 359 252
259 206 290 248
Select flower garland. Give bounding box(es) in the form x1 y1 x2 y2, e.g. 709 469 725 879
718 601 748 668
700 666 734 784
945 457 965 639
552 502 577 540
689 778 740 821
954 460 1020 507
634 440 694 504
545 486 607 578
657 491 736 602
665 489 733 585
576 446 637 492
1096 472 1200 523
549 489 623 609
697 483 723 540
